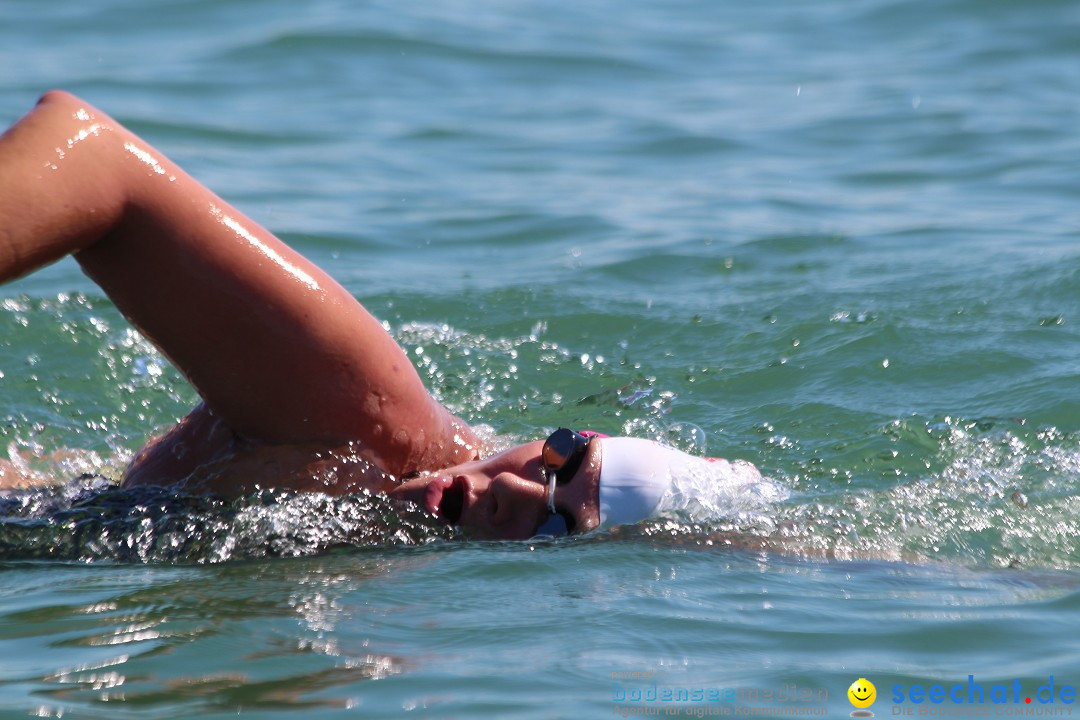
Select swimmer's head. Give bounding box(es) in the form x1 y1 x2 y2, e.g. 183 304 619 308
388 429 688 540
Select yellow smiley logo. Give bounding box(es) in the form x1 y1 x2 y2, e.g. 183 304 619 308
848 678 877 709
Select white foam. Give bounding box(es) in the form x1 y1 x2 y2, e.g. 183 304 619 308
656 453 788 522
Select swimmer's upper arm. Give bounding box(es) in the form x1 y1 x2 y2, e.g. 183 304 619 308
0 91 476 474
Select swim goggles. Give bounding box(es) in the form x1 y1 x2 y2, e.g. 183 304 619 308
534 428 592 536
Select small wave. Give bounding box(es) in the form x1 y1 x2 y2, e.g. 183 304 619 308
221 29 657 76
123 117 323 147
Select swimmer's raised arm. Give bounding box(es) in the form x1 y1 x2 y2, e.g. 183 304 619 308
0 91 478 475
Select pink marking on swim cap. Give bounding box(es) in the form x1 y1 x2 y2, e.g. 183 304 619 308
577 430 610 439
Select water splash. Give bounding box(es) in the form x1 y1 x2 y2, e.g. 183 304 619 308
758 417 1080 569
659 457 788 529
0 477 453 564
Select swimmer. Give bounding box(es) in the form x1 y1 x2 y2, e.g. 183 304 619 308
0 91 757 539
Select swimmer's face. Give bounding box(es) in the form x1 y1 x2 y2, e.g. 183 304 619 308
387 439 602 539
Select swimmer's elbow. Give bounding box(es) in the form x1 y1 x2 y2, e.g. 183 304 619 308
37 89 82 108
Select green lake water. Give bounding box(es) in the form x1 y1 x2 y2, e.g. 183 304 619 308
2 0 1080 717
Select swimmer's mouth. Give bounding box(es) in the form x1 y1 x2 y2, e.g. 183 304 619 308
439 478 465 525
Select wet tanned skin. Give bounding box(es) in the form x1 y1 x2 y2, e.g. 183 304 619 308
0 91 604 539
388 439 602 539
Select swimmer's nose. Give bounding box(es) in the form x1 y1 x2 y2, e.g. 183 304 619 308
485 474 546 531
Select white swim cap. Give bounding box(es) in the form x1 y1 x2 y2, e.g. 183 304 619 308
592 435 782 530
597 437 692 528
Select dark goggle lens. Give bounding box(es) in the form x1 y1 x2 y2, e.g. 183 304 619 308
541 428 590 486
533 428 590 538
